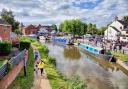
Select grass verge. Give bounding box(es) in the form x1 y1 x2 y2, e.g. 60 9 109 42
0 60 4 66
32 41 86 89
112 51 128 61
8 47 34 89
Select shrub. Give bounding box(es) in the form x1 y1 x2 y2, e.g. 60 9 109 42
0 41 12 55
19 41 31 50
68 75 86 89
47 56 56 66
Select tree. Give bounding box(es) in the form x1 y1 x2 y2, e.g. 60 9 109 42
0 8 19 32
59 23 63 32
124 16 128 23
97 26 107 35
52 24 58 32
87 23 97 34
59 19 87 35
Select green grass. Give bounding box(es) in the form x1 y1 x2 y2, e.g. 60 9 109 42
17 37 86 89
32 41 68 89
0 60 4 66
0 59 7 67
112 51 128 61
33 41 86 89
39 49 68 89
8 47 34 89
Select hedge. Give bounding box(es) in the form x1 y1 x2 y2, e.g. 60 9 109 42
0 41 12 55
19 41 31 50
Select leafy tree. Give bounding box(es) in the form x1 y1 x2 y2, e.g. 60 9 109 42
59 19 87 35
52 24 58 32
0 8 19 32
124 16 128 23
97 26 107 35
87 23 97 34
59 23 63 32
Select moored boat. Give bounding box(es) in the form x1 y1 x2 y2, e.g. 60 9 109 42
76 43 113 61
51 37 74 45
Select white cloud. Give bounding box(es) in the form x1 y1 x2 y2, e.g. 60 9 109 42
0 0 128 27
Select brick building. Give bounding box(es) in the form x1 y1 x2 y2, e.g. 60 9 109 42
37 24 55 35
22 24 38 35
0 19 12 41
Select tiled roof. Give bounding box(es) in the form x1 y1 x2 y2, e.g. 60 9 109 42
0 19 9 25
117 20 128 29
25 24 37 29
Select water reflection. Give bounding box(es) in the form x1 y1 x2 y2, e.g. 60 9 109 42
64 46 81 60
47 43 128 89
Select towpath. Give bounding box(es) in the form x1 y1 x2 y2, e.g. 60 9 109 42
31 45 51 89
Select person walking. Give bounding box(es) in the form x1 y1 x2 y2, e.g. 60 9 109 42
34 50 39 64
23 50 28 77
38 60 45 76
119 44 122 52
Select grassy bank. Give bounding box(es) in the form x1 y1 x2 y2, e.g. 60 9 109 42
32 41 86 89
8 47 34 89
112 51 128 61
32 41 68 89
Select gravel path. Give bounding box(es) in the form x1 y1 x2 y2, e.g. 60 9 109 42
31 45 51 89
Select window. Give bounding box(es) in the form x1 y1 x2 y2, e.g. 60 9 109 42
94 49 98 52
120 26 122 29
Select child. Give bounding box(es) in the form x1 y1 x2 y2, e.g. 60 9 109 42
34 64 38 75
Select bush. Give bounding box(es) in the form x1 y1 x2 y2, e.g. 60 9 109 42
68 75 86 89
19 41 31 50
47 56 56 66
0 41 12 55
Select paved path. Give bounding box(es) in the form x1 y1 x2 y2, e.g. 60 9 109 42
31 45 51 89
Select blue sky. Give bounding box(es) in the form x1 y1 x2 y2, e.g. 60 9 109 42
0 0 128 27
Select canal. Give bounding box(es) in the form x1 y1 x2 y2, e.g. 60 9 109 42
47 43 128 89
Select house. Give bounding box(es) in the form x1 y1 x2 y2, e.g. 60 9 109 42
37 24 55 35
104 17 128 42
0 19 12 41
22 24 38 35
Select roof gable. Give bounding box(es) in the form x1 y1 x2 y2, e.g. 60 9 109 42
117 20 128 28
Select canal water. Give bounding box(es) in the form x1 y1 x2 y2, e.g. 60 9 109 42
47 43 128 89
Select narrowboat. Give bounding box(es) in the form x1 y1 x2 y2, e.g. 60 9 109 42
76 43 113 61
51 37 74 45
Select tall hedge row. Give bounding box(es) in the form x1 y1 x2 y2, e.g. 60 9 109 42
19 37 31 50
0 41 12 55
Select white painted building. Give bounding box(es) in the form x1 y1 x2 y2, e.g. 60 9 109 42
104 17 128 42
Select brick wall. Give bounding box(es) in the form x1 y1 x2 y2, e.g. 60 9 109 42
0 25 12 41
25 28 37 35
23 25 38 35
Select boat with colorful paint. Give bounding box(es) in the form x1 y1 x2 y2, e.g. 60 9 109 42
51 37 74 45
75 43 114 61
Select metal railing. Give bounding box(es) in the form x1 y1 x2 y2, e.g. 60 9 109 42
0 49 26 80
0 61 8 80
8 49 26 67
